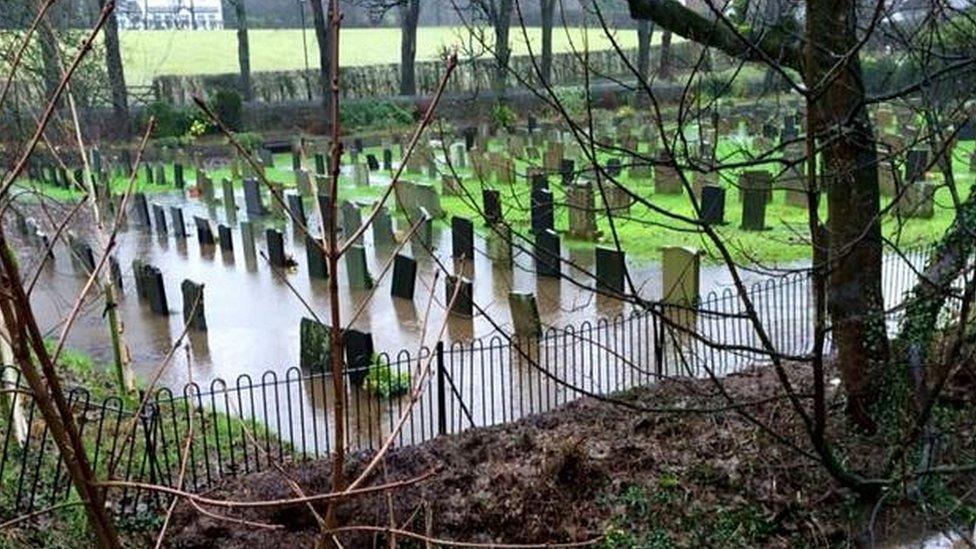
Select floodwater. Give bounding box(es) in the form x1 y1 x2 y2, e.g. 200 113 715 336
21 188 781 393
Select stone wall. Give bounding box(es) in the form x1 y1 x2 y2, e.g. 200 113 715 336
153 41 719 105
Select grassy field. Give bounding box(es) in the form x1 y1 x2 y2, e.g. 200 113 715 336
21 131 975 266
119 26 663 86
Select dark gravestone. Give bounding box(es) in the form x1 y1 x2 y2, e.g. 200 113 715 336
535 229 561 277
699 185 726 225
218 224 233 253
366 154 379 171
109 256 123 290
559 158 575 185
300 317 331 372
240 221 257 266
527 115 538 134
266 229 286 268
595 247 625 294
530 172 549 195
354 137 364 153
345 244 374 290
445 275 474 316
606 157 622 177
382 149 393 170
958 119 975 140
132 260 149 299
317 194 333 231
344 329 374 385
243 178 265 217
145 265 168 315
174 163 185 189
391 254 417 300
530 188 554 233
464 126 477 150
292 148 302 171
482 189 502 225
314 153 326 176
181 280 207 331
905 148 929 183
152 203 168 234
306 235 328 279
144 164 154 185
287 193 307 229
69 236 96 274
132 192 151 228
451 216 474 261
170 207 186 239
194 216 215 246
740 187 768 231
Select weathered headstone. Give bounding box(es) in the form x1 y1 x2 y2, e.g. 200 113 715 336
194 216 215 246
904 148 929 183
174 163 185 189
314 153 326 175
530 188 554 233
508 292 541 338
661 246 701 330
243 178 265 217
391 254 417 300
372 206 395 247
451 216 474 261
344 329 374 385
181 279 207 331
896 177 936 219
144 265 168 315
170 207 186 239
654 156 683 195
305 235 328 279
535 229 560 277
152 203 167 234
487 224 513 266
699 185 726 225
738 170 773 204
595 247 625 294
345 244 373 290
266 229 286 268
445 275 474 316
740 185 768 231
132 192 151 228
341 201 363 246
240 221 257 266
566 182 598 240
218 224 233 253
482 189 502 225
383 148 393 171
287 193 307 229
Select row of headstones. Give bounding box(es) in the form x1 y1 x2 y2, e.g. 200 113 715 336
130 260 207 330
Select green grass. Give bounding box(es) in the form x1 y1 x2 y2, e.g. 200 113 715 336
117 26 670 86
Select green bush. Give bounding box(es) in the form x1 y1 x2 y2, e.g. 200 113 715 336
363 361 411 399
229 131 264 152
490 103 518 131
340 100 415 130
211 88 243 131
143 101 194 139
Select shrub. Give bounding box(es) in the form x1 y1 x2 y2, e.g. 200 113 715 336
340 100 415 130
211 88 243 131
363 361 411 399
490 103 517 131
143 101 193 139
228 131 264 152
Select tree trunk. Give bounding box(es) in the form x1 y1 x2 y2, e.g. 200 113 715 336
399 0 420 96
99 0 130 139
658 30 672 80
540 0 555 85
310 0 332 109
805 0 887 430
234 0 253 102
636 19 652 83
492 0 513 95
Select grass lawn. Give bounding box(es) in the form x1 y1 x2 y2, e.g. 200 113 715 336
19 131 974 266
118 26 668 86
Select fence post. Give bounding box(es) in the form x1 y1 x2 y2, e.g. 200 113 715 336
653 305 664 377
436 342 447 436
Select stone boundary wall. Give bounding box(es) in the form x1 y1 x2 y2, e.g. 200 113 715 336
153 41 723 105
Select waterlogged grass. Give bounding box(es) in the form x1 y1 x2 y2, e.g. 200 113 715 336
117 26 669 86
21 134 975 265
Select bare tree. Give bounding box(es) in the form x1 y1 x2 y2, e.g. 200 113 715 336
97 0 130 138
540 0 555 84
230 0 253 102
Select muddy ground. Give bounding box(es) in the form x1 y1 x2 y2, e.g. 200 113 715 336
159 363 976 548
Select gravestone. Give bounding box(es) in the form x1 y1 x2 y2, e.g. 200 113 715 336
154 164 166 186
451 216 474 261
222 178 236 215
218 224 233 253
341 201 363 245
268 182 285 218
482 189 502 224
144 164 154 185
411 208 433 252
412 183 443 218
487 224 513 266
170 207 186 239
654 156 683 195
181 280 207 331
174 163 184 189
896 178 936 219
353 162 369 187
566 182 598 240
441 174 461 196
344 330 374 385
240 221 257 265
152 203 167 234
372 206 395 247
595 247 625 294
699 185 726 225
508 292 542 338
317 193 334 231
535 229 560 278
144 265 168 315
366 153 379 171
305 235 328 279
292 147 303 171
391 254 417 300
904 148 929 183
109 256 122 290
194 216 215 246
740 185 768 231
738 170 773 204
345 244 373 290
295 168 312 197
266 229 286 268
445 275 474 316
450 142 467 169
300 317 331 372
382 148 393 171
287 193 307 229
197 170 215 202
314 153 326 175
661 246 701 328
259 148 274 168
132 260 148 299
132 193 151 228
605 157 622 177
601 183 631 214
530 188 554 233
243 178 265 217
559 158 575 185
